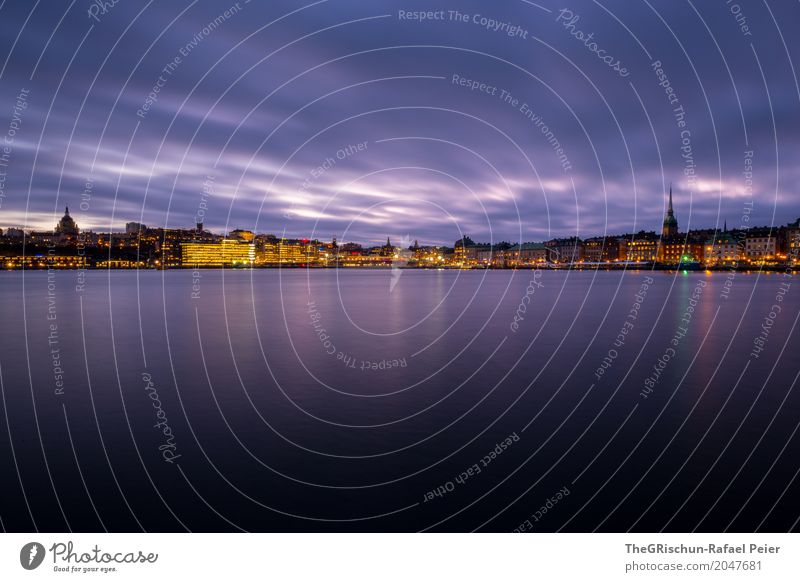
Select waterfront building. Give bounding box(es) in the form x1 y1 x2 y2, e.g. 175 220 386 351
704 224 743 266
180 239 254 267
474 244 503 267
454 236 476 266
3 254 88 269
255 236 320 265
583 237 621 263
411 245 446 265
745 228 777 264
96 259 147 269
623 231 658 262
786 218 800 265
658 238 705 265
160 227 217 267
545 237 584 264
507 242 548 266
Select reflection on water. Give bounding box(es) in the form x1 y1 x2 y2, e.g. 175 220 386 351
0 269 797 532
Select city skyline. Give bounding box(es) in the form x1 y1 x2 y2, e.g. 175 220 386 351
3 194 797 248
3 201 797 269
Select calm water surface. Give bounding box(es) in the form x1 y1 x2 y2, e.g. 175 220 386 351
0 269 798 531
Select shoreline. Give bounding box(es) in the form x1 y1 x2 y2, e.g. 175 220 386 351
2 265 796 273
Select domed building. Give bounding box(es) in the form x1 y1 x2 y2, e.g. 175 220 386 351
55 206 79 237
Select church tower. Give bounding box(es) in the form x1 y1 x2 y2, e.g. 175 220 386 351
661 184 678 238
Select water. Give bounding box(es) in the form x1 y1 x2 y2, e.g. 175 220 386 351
0 269 798 532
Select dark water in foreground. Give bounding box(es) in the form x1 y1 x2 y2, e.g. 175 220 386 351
0 269 799 532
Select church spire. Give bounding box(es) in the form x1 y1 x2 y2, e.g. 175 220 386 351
661 183 678 238
668 183 673 213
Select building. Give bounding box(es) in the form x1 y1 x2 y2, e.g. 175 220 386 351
745 228 777 264
411 245 446 266
786 218 800 266
180 239 254 267
661 185 678 238
454 236 476 266
474 244 507 267
379 237 395 257
55 206 80 238
704 225 743 266
658 237 705 265
545 237 584 264
125 222 147 234
507 242 548 266
623 231 659 262
3 254 88 269
255 236 320 265
229 229 255 242
583 237 621 263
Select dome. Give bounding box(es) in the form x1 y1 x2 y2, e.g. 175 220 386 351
55 206 79 236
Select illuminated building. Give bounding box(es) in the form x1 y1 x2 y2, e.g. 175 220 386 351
704 224 743 266
255 236 320 265
96 259 147 268
229 229 255 242
744 229 777 263
658 238 704 265
379 237 395 257
161 227 215 267
583 237 621 263
55 206 79 238
786 218 800 266
454 236 476 267
3 254 87 269
409 241 445 266
623 232 658 262
181 239 255 267
337 254 392 267
655 186 701 264
545 237 584 264
507 242 548 266
474 245 498 267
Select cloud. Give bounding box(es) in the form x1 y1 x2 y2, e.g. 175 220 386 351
0 0 797 242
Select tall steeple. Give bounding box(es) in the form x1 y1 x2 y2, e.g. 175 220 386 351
668 184 673 214
661 183 678 238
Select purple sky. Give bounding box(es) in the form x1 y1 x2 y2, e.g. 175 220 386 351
0 0 798 245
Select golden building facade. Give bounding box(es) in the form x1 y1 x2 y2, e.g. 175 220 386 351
181 239 255 267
